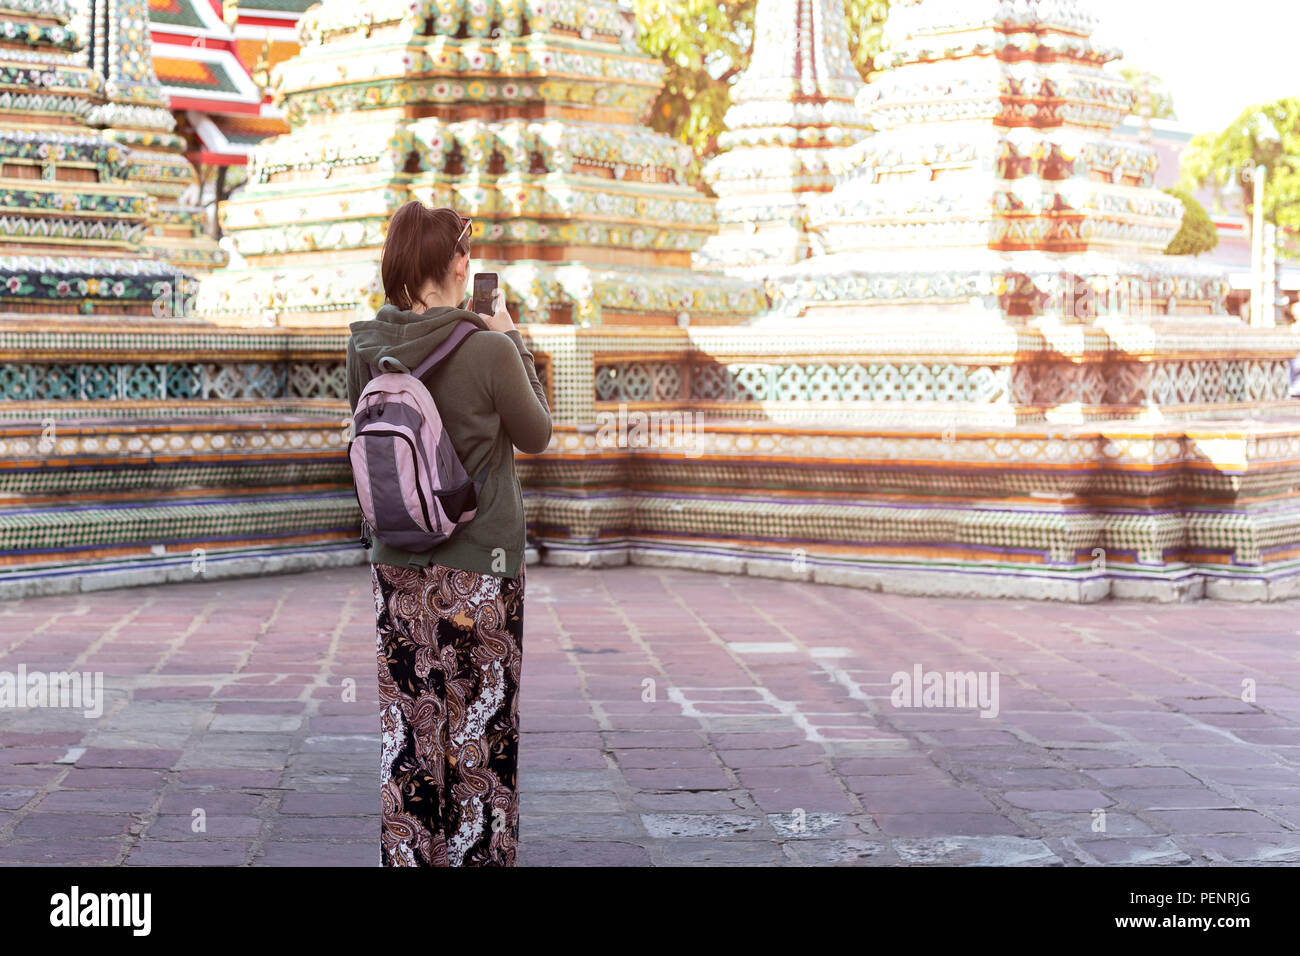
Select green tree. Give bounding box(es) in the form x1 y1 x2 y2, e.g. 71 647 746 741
844 0 892 81
634 0 757 160
635 0 892 160
1178 97 1300 257
1163 187 1217 256
1119 66 1176 121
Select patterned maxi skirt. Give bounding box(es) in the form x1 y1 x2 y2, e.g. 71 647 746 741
371 560 525 866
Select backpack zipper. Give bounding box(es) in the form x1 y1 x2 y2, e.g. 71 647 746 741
346 436 372 548
354 428 438 534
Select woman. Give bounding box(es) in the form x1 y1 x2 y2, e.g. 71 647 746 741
345 201 552 866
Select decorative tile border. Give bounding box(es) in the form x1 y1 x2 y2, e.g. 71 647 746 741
592 357 1293 408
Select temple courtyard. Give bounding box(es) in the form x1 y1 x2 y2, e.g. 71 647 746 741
1 564 1298 866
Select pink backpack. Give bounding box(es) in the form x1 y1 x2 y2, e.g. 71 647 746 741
349 320 483 552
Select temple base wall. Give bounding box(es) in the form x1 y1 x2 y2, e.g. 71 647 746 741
0 543 366 600
518 417 1300 605
533 538 1300 603
5 323 1300 605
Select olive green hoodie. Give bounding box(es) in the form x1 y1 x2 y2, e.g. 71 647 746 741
346 303 552 579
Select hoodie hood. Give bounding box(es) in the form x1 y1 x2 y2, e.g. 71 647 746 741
349 303 490 374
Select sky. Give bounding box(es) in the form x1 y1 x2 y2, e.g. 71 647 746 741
1089 0 1300 134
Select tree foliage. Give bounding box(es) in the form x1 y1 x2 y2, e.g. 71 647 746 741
634 0 757 160
634 0 892 160
1179 98 1300 226
1162 187 1217 256
1118 66 1176 121
844 0 892 82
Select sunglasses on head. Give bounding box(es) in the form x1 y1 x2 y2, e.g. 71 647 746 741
457 216 471 246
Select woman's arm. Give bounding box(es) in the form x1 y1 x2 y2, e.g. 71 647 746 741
482 290 552 454
489 330 552 455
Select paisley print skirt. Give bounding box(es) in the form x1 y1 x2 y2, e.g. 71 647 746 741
371 561 525 867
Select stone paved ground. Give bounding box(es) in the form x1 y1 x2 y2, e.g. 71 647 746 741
1 564 1299 866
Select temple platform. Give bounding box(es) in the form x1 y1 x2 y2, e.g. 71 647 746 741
524 417 1300 604
3 318 1299 602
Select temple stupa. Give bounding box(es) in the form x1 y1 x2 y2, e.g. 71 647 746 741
2 0 1298 606
79 0 225 274
0 0 188 314
197 0 764 328
0 0 354 596
521 0 1300 602
695 0 873 275
771 0 1233 338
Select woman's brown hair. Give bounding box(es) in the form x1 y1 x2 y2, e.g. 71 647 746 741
380 201 470 311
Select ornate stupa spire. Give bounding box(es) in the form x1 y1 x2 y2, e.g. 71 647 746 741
695 0 872 275
0 0 183 316
730 0 1297 436
82 0 226 273
770 0 1215 321
197 0 763 328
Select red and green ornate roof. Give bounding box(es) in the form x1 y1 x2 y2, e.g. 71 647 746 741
147 0 310 164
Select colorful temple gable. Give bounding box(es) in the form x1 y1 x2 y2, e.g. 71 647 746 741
146 0 308 167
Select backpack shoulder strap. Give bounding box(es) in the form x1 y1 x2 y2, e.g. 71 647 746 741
410 319 480 380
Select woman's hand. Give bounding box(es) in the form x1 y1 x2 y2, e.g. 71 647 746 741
484 288 515 333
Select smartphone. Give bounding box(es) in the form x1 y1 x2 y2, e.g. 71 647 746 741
471 273 498 316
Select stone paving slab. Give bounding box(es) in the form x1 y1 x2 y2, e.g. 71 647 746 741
1 564 1299 866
